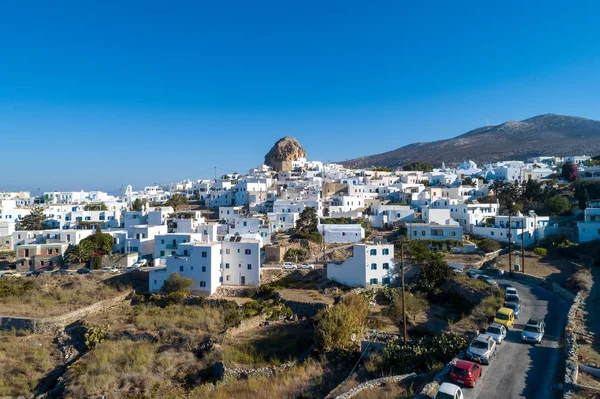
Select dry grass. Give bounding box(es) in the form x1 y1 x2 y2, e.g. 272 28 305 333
0 275 122 317
578 345 600 366
578 371 600 389
222 322 314 368
191 358 348 399
495 250 576 284
571 389 600 399
133 304 225 338
352 381 414 399
0 330 61 397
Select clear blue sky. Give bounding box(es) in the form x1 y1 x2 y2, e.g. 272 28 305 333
1 1 600 192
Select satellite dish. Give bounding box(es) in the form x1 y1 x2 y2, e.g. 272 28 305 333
351 333 357 342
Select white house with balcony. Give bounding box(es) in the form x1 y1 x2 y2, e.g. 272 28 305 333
407 223 463 243
318 224 365 244
578 208 600 243
149 242 222 296
471 212 552 247
153 233 205 265
369 205 415 229
221 234 261 286
327 240 396 288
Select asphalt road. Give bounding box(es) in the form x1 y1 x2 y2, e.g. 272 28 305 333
454 277 569 399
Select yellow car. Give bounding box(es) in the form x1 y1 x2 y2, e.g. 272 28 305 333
494 307 515 329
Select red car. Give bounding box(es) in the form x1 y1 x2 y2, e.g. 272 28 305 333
449 359 482 387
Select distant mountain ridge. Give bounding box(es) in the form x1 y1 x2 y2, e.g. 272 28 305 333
341 114 600 168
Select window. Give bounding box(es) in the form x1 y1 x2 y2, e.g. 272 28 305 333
370 249 377 256
243 221 247 226
245 249 251 255
225 263 230 269
202 266 206 272
47 249 52 255
154 280 157 285
370 278 378 285
161 239 164 244
382 248 389 255
413 231 417 236
180 266 184 272
421 230 426 236
160 251 165 257
202 251 207 258
226 249 230 254
383 263 390 270
200 281 206 287
371 263 377 270
491 231 495 236
184 250 189 256
451 231 456 237
226 275 230 281
342 232 346 236
247 264 252 270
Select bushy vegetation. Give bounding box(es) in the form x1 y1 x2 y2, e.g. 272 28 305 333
387 291 430 326
382 333 469 374
161 272 194 294
293 207 323 243
285 247 309 262
315 293 370 351
534 247 548 257
402 161 433 172
566 269 593 292
476 238 504 253
83 202 108 211
17 207 48 231
539 235 577 250
546 195 572 216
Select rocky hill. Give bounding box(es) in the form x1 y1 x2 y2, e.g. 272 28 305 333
342 114 600 168
265 136 307 172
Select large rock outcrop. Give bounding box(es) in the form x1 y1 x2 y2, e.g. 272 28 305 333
264 136 307 172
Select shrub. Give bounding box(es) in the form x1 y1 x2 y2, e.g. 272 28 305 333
533 247 548 257
315 293 370 351
382 333 468 374
84 325 109 350
284 248 309 262
477 239 503 253
388 292 430 326
566 269 593 292
161 273 194 294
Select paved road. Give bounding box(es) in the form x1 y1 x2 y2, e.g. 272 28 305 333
453 277 569 399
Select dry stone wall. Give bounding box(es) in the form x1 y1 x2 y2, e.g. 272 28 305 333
332 373 416 399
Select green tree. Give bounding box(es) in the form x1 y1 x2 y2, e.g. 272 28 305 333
402 162 433 172
131 198 146 211
315 293 370 351
293 207 322 243
523 179 543 203
389 291 430 326
18 207 47 230
161 272 194 294
81 226 114 255
462 177 474 186
65 241 94 265
546 195 571 216
579 188 590 210
492 181 523 215
165 193 189 211
417 255 452 291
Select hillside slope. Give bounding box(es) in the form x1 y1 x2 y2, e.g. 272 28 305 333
342 114 600 168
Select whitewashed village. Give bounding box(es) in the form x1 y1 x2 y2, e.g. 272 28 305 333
2 136 600 399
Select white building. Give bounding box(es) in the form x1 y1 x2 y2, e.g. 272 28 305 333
369 205 415 228
327 240 396 288
221 235 261 286
578 208 600 243
471 212 551 247
407 223 464 242
219 206 245 224
318 224 365 243
153 233 205 265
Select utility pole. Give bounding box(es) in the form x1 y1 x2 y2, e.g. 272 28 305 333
400 241 407 345
521 225 525 274
508 213 512 276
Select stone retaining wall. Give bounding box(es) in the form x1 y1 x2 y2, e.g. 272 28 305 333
332 373 417 399
414 350 465 399
564 290 587 399
511 271 546 285
279 298 330 317
223 344 314 379
0 290 132 334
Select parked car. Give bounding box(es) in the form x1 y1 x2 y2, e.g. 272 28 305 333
101 266 119 274
505 294 520 305
477 275 498 286
494 307 515 329
466 334 497 365
133 259 148 267
505 287 518 296
499 282 513 291
1 271 21 278
124 266 137 272
282 262 297 270
466 269 483 278
435 382 464 399
450 359 483 387
522 318 545 344
77 268 92 274
300 263 315 270
504 301 521 319
485 323 507 344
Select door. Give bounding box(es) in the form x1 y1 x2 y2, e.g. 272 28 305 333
241 276 246 285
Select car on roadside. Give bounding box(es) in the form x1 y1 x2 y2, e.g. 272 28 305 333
477 275 498 286
123 266 137 272
133 259 148 268
504 301 521 319
282 262 297 270
435 382 464 399
1 271 21 278
499 282 513 291
77 268 92 274
466 269 483 278
300 263 315 270
485 322 507 344
101 266 119 274
450 359 483 387
521 318 545 344
505 293 520 305
505 287 518 296
466 334 497 365
494 307 515 329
